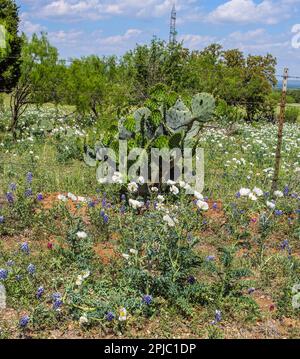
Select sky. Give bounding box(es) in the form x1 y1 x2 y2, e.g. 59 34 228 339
16 0 300 75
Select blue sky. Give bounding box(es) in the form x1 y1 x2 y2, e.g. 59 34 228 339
17 0 300 74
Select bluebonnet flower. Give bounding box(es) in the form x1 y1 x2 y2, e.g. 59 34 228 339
202 219 208 225
52 293 62 310
275 210 283 216
37 193 43 201
6 192 14 204
9 183 17 191
206 255 215 262
154 201 158 210
20 242 30 254
88 201 95 208
53 299 62 310
19 316 30 328
187 276 196 285
235 192 241 199
15 274 22 281
120 205 126 215
212 203 218 210
105 312 115 322
248 287 256 294
142 295 153 305
280 239 289 250
187 233 193 243
100 210 105 218
26 172 33 183
145 200 151 210
25 188 33 197
7 260 14 267
102 198 107 208
27 264 36 275
121 194 126 201
103 214 109 224
0 269 8 280
36 286 44 299
0 215 4 224
212 310 222 325
284 186 289 196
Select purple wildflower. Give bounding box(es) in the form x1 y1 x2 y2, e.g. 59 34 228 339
212 310 222 325
37 193 43 201
105 312 115 322
26 172 33 183
142 295 153 305
27 264 36 275
36 286 44 299
20 242 30 254
0 269 8 280
6 192 14 204
9 183 17 191
187 276 196 285
19 316 30 328
206 255 215 262
103 214 109 224
25 188 33 197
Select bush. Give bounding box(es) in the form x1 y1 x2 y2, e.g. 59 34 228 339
285 106 300 123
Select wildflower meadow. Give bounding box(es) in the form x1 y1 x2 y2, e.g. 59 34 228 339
1 0 300 342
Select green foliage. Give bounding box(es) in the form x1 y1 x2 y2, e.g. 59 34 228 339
285 106 300 123
0 0 22 92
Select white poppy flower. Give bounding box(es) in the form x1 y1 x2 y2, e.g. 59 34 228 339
79 315 88 326
129 199 144 209
119 308 127 321
151 186 158 192
249 193 257 201
253 187 264 197
76 231 88 239
170 185 179 195
196 200 209 211
163 215 178 227
274 191 284 198
128 182 138 193
157 195 165 203
239 188 251 197
266 201 276 209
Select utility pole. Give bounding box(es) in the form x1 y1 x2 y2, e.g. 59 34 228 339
271 68 289 193
169 3 177 45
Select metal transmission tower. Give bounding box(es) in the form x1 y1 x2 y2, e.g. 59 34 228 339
169 3 177 45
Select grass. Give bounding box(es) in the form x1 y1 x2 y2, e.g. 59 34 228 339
0 106 300 339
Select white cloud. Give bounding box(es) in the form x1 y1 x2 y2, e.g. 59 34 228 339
208 0 299 25
96 29 142 45
178 34 216 48
36 0 187 20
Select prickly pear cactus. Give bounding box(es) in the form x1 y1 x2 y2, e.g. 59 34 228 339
166 99 192 132
84 89 215 168
191 93 215 122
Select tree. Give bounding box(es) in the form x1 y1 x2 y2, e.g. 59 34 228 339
0 0 22 92
10 33 60 138
122 38 190 102
65 55 128 123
